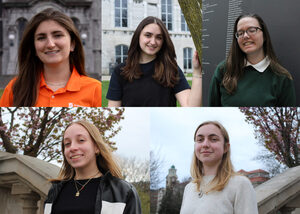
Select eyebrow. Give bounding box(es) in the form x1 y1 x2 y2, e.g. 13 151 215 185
196 134 220 138
35 30 64 37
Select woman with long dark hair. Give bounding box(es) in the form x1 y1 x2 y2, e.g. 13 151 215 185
0 8 102 107
106 16 202 107
209 14 295 106
180 121 258 214
44 120 141 214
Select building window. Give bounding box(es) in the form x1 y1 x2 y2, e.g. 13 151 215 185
181 12 189 32
183 48 192 70
161 0 172 30
17 18 27 43
115 0 128 27
115 45 128 64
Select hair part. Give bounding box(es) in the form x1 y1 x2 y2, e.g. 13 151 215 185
13 8 86 106
54 120 122 181
191 121 237 193
223 13 292 94
121 16 179 88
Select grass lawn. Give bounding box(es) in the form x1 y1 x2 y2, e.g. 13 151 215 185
0 89 3 100
102 81 109 107
102 80 192 107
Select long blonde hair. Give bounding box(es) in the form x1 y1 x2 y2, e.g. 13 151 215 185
191 121 236 192
54 120 122 181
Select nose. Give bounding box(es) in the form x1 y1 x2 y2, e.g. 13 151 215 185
69 143 78 152
150 37 156 45
242 31 250 39
202 138 210 148
46 37 55 48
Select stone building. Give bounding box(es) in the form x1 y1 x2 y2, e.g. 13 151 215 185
101 0 195 75
0 0 101 88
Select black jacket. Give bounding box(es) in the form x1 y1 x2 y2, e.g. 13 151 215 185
44 171 142 214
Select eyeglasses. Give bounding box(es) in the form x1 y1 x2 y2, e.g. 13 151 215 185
235 26 262 39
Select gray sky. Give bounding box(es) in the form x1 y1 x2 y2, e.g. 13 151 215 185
113 108 265 188
149 107 265 188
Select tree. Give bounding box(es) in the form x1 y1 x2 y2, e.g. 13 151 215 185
150 150 164 190
178 0 202 63
0 107 124 162
118 155 150 183
158 187 183 214
240 107 299 169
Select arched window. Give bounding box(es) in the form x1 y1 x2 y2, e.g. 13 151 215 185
115 44 128 64
71 17 80 31
183 47 192 70
161 0 172 30
181 11 189 32
115 0 128 27
17 18 27 43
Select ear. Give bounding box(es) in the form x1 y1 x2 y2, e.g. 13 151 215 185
70 40 75 52
224 143 230 153
95 146 100 155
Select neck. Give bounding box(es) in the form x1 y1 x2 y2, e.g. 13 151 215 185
75 168 102 180
246 51 265 65
203 161 221 176
43 62 72 84
139 53 156 64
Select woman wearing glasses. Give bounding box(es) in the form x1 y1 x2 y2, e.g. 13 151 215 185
180 121 258 214
209 14 296 106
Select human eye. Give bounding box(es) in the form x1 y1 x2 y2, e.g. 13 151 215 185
156 35 163 40
64 141 71 147
237 31 244 37
196 137 204 143
248 27 257 33
36 36 46 41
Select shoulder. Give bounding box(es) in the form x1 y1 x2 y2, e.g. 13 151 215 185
113 63 126 74
0 77 17 107
228 175 253 189
212 60 226 79
79 75 102 87
108 176 137 193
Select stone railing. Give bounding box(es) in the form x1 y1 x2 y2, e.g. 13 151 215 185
0 151 60 214
256 166 300 214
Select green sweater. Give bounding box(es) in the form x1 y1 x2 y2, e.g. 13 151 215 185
209 61 296 107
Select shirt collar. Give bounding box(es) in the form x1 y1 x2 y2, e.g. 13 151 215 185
40 67 81 92
245 56 270 73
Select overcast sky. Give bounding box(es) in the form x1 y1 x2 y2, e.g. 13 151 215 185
113 107 266 188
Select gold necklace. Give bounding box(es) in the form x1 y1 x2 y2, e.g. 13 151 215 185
74 172 100 197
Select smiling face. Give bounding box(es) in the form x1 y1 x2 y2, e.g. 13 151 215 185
34 20 74 67
63 123 99 172
139 23 163 63
236 17 265 60
194 124 228 168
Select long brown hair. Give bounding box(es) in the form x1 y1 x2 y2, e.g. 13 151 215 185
223 14 292 94
191 121 237 192
54 120 122 181
121 16 179 88
13 8 86 106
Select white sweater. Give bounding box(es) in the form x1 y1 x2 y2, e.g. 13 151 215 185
180 175 258 214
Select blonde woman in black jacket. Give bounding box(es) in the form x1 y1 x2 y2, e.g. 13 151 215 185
44 120 141 214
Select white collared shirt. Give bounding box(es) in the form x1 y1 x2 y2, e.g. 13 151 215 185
245 56 270 72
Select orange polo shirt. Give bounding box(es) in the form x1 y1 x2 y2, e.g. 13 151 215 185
0 68 102 107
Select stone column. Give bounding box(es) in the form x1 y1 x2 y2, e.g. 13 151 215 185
11 183 41 214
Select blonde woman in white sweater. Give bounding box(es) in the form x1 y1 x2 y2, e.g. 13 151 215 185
180 121 258 214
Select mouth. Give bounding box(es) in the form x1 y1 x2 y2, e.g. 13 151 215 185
201 151 212 154
243 42 254 46
45 50 60 55
70 154 83 159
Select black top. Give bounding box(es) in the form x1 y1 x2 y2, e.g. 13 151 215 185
106 59 190 107
52 177 101 214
